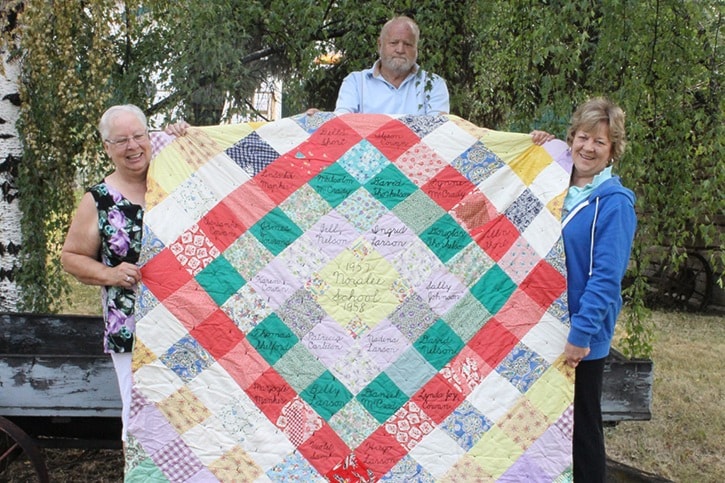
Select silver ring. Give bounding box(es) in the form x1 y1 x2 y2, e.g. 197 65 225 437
126 276 132 282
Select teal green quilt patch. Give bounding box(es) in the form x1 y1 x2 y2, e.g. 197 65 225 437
364 163 419 210
246 313 299 365
124 458 169 482
419 213 473 263
470 264 517 314
356 372 408 423
413 319 465 370
249 207 304 256
195 255 246 306
309 163 361 207
300 370 354 420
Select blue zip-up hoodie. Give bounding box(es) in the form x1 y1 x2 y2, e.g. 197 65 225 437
562 176 637 360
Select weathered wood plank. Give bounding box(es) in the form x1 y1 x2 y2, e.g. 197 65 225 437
1 312 652 422
602 350 653 422
0 312 105 355
1 312 120 418
0 356 120 417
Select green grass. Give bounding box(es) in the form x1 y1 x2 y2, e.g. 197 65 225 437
58 274 103 316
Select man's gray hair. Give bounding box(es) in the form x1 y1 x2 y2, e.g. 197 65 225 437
379 15 420 45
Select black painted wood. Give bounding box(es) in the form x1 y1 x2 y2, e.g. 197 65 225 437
0 313 119 418
1 313 122 450
602 350 653 422
0 312 652 433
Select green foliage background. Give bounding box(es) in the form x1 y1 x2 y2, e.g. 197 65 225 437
1 0 723 357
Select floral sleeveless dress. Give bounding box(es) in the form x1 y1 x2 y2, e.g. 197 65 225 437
90 182 144 353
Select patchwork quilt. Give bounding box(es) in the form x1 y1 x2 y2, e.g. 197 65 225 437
127 113 575 482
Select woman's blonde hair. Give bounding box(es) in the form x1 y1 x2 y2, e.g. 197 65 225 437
566 97 627 162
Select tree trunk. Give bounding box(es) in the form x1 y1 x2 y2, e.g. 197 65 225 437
0 50 22 311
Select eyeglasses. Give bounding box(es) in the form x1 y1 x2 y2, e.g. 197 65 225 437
105 131 149 148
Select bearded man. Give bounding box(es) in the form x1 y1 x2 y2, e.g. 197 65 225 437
334 16 450 115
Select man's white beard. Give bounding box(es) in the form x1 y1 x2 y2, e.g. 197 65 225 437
385 57 415 75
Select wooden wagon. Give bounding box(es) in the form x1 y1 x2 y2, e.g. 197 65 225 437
0 313 121 482
632 213 724 313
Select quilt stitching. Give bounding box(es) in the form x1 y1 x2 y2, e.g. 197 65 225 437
129 113 575 482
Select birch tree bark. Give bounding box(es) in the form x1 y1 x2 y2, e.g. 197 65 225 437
0 50 22 311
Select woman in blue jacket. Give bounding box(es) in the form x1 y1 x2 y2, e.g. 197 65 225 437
561 98 637 482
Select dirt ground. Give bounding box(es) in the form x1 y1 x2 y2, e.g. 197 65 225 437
0 448 121 483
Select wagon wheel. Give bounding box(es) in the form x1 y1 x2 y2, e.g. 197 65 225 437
650 251 714 312
0 416 49 483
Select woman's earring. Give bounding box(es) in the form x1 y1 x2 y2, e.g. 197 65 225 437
608 158 614 166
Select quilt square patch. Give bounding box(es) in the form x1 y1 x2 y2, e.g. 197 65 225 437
439 400 493 452
225 130 280 177
394 141 449 188
367 118 421 161
450 140 505 185
309 162 362 208
421 165 476 212
160 335 215 383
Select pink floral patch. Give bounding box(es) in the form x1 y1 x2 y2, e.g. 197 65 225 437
169 224 220 276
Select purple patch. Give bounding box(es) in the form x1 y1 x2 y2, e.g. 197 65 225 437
128 403 179 454
498 453 550 482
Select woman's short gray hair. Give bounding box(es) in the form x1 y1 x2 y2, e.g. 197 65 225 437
98 104 147 140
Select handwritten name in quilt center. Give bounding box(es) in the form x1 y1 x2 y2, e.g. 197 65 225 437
364 442 400 466
316 126 350 146
307 382 345 401
254 328 294 353
418 387 462 409
363 389 406 411
369 224 409 249
331 270 387 287
426 280 458 304
371 131 409 149
306 439 336 460
330 288 383 313
258 172 294 191
256 275 287 292
250 382 290 404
